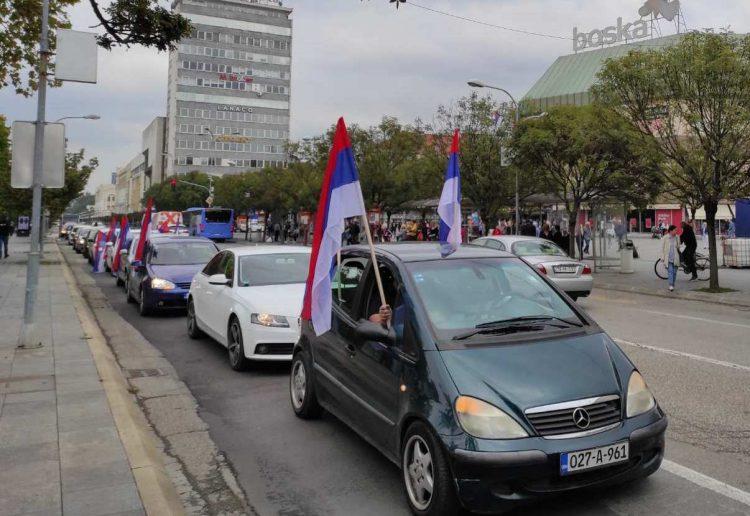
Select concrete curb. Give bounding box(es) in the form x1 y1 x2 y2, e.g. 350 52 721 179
58 244 187 516
594 282 750 309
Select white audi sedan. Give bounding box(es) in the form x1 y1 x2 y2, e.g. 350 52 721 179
187 246 311 371
473 235 593 300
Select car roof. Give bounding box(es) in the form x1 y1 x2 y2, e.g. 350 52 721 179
230 245 311 257
346 242 514 262
478 235 545 244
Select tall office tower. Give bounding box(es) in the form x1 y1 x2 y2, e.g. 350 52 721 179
166 0 292 177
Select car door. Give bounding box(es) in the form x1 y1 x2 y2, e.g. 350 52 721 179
213 251 237 342
346 259 404 451
312 254 369 417
194 251 227 337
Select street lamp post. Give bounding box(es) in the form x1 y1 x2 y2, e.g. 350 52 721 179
468 80 521 235
54 114 101 123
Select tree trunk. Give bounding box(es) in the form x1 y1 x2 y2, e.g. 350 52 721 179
704 200 720 290
567 205 579 258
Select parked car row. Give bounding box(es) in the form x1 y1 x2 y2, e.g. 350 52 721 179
61 232 664 515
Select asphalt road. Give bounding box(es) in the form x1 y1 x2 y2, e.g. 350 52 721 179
62 243 750 515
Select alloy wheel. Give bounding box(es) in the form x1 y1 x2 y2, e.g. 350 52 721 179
290 359 306 410
228 322 242 366
403 435 434 511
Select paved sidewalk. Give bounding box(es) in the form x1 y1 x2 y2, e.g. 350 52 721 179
0 236 145 515
590 234 750 307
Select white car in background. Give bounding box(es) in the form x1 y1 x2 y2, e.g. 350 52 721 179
187 246 312 371
473 235 593 300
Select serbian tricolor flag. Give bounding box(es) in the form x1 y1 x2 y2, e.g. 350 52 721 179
438 129 462 257
301 118 366 335
112 216 129 273
134 197 154 262
92 231 106 273
105 216 117 244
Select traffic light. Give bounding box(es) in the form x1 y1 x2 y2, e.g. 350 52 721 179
170 178 177 191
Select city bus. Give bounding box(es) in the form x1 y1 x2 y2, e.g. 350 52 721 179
182 207 234 241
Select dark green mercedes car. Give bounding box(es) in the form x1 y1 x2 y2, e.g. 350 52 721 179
290 244 666 515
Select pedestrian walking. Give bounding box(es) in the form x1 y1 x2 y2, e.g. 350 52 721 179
583 222 592 255
661 225 681 292
680 221 698 280
0 215 12 258
540 223 553 241
701 221 708 249
273 222 281 242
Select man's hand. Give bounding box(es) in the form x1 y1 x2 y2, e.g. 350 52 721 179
369 304 392 327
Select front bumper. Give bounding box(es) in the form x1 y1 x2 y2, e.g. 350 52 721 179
445 410 666 513
144 287 190 310
241 320 299 361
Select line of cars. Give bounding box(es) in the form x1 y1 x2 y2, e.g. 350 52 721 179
61 226 663 515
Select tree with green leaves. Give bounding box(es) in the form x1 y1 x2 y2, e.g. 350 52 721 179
511 104 661 256
1 0 191 95
432 93 529 228
142 170 210 211
595 31 750 290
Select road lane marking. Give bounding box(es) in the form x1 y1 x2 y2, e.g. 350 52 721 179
662 460 750 507
613 338 750 373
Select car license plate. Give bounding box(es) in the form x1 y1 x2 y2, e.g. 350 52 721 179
553 264 578 273
560 442 628 475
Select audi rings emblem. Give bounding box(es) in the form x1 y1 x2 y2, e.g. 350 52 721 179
572 407 591 429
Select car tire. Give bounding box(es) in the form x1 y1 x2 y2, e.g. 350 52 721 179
290 349 322 419
138 288 150 316
187 298 204 339
126 278 135 304
227 317 249 371
116 275 124 287
401 421 460 516
104 262 110 273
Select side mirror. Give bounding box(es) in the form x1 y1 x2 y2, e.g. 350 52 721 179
120 249 128 256
355 319 396 346
208 273 230 286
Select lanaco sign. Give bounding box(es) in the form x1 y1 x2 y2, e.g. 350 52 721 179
573 17 650 52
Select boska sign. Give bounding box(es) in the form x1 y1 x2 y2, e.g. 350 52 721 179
573 17 649 52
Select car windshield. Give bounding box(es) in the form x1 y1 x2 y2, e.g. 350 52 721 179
406 258 580 340
204 209 231 223
512 240 567 257
238 253 310 287
149 242 217 265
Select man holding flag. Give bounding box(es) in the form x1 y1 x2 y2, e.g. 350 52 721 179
301 118 386 336
438 129 462 257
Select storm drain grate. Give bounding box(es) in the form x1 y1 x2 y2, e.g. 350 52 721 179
127 368 165 378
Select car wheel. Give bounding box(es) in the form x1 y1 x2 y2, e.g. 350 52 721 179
290 349 322 419
126 278 135 304
187 298 204 339
116 275 124 287
227 318 249 371
138 288 150 316
402 421 459 516
104 262 110 272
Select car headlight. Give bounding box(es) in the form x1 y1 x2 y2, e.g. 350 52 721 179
626 371 655 418
455 396 528 439
150 278 176 290
251 313 289 328
79 238 85 244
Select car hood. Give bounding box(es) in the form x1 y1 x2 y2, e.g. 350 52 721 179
148 264 205 284
235 283 306 318
440 332 622 415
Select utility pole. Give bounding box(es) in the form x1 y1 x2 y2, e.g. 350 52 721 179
19 0 50 348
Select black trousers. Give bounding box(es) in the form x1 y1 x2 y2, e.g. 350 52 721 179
683 247 697 276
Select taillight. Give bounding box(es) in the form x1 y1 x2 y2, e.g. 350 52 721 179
536 264 547 274
582 265 592 274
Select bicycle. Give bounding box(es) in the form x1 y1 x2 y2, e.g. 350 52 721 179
654 252 710 281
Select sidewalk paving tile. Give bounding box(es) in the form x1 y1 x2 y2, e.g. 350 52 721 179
0 236 146 516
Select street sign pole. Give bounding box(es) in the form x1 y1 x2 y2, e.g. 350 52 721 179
19 0 50 349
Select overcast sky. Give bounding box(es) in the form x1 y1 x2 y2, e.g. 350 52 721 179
1 0 748 191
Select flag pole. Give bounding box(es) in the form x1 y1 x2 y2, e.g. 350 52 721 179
360 213 387 308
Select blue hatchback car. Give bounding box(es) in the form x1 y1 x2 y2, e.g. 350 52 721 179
126 235 219 316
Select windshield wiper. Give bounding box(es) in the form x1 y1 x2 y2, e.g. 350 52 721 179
475 315 583 329
452 316 583 341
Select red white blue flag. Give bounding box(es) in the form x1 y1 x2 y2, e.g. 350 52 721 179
301 118 366 335
134 197 153 262
438 130 462 257
112 216 129 273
